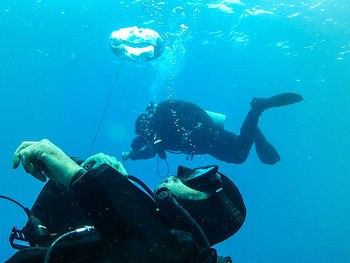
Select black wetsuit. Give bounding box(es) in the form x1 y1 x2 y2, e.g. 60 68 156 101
129 100 263 163
6 164 219 263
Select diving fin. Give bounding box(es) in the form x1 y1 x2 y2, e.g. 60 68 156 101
251 93 303 111
255 128 280 165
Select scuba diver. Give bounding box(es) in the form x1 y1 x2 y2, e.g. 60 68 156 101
6 139 245 263
122 93 303 165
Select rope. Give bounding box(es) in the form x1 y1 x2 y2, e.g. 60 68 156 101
89 62 124 156
136 1 147 26
156 155 169 178
89 1 148 155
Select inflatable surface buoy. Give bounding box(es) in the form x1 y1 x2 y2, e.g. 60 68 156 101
110 26 164 63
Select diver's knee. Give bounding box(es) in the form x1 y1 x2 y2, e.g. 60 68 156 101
221 155 247 164
234 156 247 164
233 152 249 164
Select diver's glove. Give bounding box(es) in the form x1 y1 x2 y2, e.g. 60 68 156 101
81 153 128 176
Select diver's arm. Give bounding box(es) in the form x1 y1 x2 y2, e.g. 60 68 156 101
130 135 146 150
13 139 83 185
128 146 157 160
122 135 156 160
123 136 155 160
130 135 168 160
13 139 128 184
12 139 133 240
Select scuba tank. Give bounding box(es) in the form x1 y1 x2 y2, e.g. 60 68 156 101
205 110 226 129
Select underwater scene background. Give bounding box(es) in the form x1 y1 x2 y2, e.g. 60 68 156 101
1 0 349 262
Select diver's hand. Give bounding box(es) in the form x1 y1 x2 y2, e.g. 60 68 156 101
13 139 83 186
81 153 128 176
121 151 131 161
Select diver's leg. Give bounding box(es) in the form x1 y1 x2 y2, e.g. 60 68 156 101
233 108 262 163
236 92 303 162
208 130 244 163
207 108 262 164
208 93 303 164
236 92 303 164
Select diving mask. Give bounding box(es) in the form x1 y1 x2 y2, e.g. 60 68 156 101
177 165 222 193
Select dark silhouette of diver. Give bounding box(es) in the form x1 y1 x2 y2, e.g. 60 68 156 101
8 140 241 263
122 93 303 165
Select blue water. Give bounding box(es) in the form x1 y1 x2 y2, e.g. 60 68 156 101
1 0 349 262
